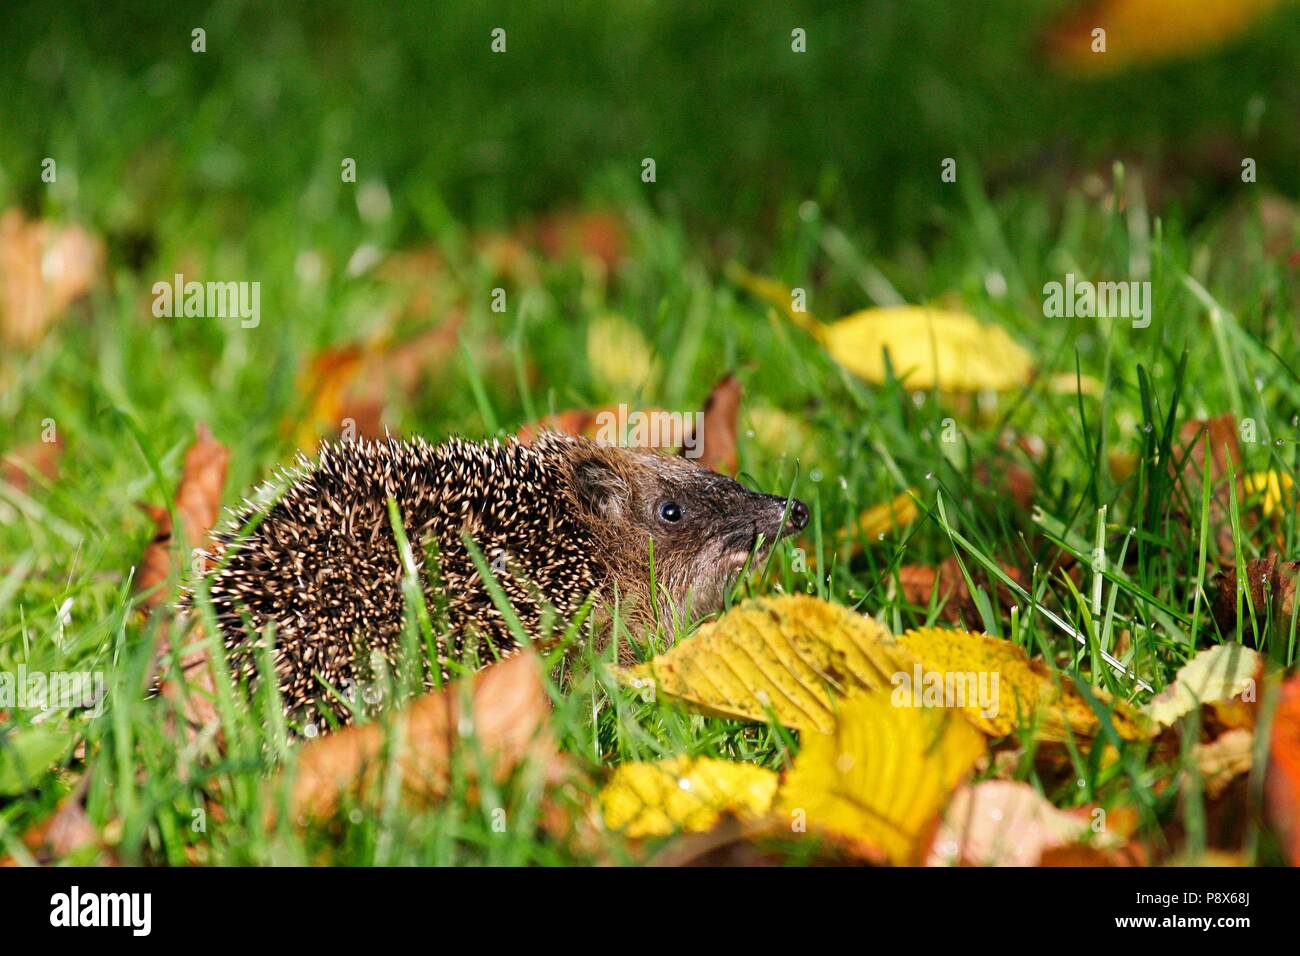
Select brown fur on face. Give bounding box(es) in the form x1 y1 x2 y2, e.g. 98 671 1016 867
561 439 808 641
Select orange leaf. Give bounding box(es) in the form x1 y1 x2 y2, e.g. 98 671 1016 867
1 435 63 493
1266 671 1300 865
288 650 563 823
0 209 104 347
1046 0 1282 75
134 423 229 611
687 373 742 474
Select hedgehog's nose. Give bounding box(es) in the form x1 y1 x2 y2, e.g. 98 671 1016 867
787 499 809 532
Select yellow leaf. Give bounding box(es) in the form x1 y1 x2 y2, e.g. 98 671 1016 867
587 314 657 395
1109 449 1139 483
843 489 919 544
1243 470 1294 517
818 306 1034 392
1044 371 1105 397
600 755 778 839
1193 728 1254 799
898 627 1152 740
618 594 911 733
727 266 1034 392
775 690 985 864
745 404 817 464
897 627 1043 736
1046 0 1282 75
1147 643 1260 727
724 262 820 334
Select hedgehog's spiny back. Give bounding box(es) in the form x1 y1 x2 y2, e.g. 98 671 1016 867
204 434 605 729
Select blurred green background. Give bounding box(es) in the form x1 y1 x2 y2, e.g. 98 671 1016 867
3 0 1299 246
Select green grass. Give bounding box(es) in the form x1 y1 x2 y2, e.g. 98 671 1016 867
3 3 1300 866
3 173 1297 864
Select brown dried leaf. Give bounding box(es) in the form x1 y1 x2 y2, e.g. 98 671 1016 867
516 405 677 452
926 780 1099 867
134 423 229 611
686 373 741 473
16 778 112 865
1194 728 1254 799
1039 842 1148 866
288 649 563 823
898 557 1028 625
372 247 453 320
1212 555 1298 636
516 407 617 444
1177 413 1241 487
131 425 229 742
292 311 464 449
533 210 625 269
1 435 63 492
0 210 105 347
1175 413 1247 555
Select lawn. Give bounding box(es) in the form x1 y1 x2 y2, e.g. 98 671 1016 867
2 2 1299 867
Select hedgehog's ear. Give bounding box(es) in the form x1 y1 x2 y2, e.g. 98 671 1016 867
573 455 630 521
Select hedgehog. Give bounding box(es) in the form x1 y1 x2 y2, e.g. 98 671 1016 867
192 432 808 730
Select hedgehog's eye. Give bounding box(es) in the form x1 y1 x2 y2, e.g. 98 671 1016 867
658 501 683 523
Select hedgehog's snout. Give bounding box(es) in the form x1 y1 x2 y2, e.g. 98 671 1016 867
758 492 808 540
786 498 809 533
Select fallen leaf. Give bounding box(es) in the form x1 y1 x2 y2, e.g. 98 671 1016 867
1177 413 1242 487
288 649 562 822
1 436 63 492
1109 449 1139 483
0 210 105 348
926 780 1095 866
134 423 229 610
728 266 1035 391
477 210 626 283
516 404 675 450
587 314 657 395
292 313 465 449
897 556 1028 626
516 409 608 444
1193 728 1254 799
1039 842 1148 866
473 231 538 284
973 460 1036 510
133 424 229 742
600 755 778 839
533 209 626 270
1045 0 1283 75
775 690 986 864
1242 469 1294 518
842 489 918 547
898 626 1151 740
819 307 1034 392
372 246 454 320
745 404 817 463
1174 414 1248 555
724 262 818 331
1213 554 1299 635
1266 670 1300 865
1208 696 1257 732
617 594 911 734
11 775 112 865
686 373 742 473
1147 643 1261 727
